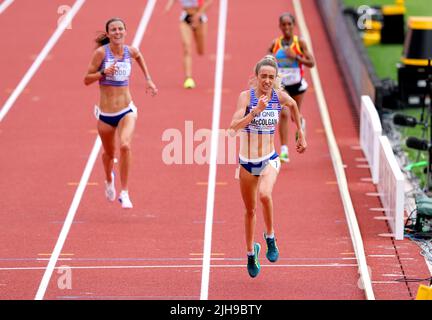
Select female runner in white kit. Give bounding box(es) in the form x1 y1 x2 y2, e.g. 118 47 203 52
84 18 158 209
229 56 307 278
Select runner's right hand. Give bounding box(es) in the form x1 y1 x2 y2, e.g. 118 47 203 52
102 60 118 76
284 47 297 60
256 95 269 113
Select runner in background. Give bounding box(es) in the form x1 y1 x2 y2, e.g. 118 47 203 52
269 12 314 163
84 18 158 209
165 0 213 89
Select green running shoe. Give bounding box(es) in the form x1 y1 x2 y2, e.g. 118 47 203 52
247 243 261 278
280 152 290 163
264 233 279 262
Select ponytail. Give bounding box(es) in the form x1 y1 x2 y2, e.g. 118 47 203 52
95 32 110 47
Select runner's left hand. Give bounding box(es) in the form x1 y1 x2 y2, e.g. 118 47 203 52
284 47 298 60
146 80 158 97
296 130 307 153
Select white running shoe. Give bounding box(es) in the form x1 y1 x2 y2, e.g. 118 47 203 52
105 172 116 202
118 190 133 209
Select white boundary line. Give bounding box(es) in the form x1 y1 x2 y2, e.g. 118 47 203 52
34 0 157 300
0 0 86 122
292 0 375 300
200 0 228 301
2 263 358 271
0 0 14 15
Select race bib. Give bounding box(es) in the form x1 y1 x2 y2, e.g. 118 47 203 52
280 68 301 86
105 59 131 82
269 158 281 173
249 109 279 133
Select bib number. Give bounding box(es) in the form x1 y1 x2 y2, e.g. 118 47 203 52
105 60 131 82
280 68 301 86
269 158 281 173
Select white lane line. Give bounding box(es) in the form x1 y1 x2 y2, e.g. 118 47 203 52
2 263 358 271
33 0 157 301
0 0 85 122
292 0 375 300
34 138 101 300
0 0 14 15
131 0 156 47
200 0 228 301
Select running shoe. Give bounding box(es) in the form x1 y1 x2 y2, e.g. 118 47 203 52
263 233 279 263
280 151 290 163
105 172 116 202
184 77 196 89
247 243 261 278
118 190 133 209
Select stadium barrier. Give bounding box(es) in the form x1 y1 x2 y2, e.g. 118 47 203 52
360 96 382 184
377 135 405 240
315 0 381 115
360 95 405 239
319 1 406 239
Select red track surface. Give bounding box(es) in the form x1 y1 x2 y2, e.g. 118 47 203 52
0 0 429 300
0 0 75 106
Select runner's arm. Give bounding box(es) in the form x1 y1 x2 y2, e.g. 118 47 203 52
280 91 307 152
129 46 158 96
297 37 315 68
268 40 276 54
280 91 302 132
197 0 212 16
129 46 153 82
229 91 269 133
84 48 105 86
229 91 254 134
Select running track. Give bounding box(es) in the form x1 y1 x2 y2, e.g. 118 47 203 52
0 0 429 300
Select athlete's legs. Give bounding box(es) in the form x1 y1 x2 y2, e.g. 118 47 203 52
117 113 137 191
239 166 259 253
291 92 305 121
193 20 207 55
179 22 193 79
258 164 279 236
97 120 116 183
279 91 305 147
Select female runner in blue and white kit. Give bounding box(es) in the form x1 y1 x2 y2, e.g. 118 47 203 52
84 18 158 209
229 56 306 278
165 0 213 89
